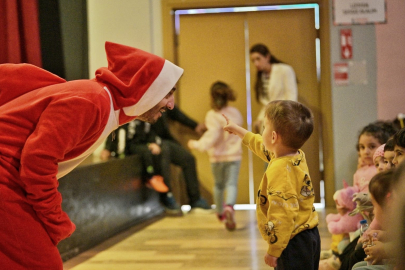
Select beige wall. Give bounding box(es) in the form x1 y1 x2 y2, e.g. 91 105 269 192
87 0 163 157
87 0 163 78
376 0 405 120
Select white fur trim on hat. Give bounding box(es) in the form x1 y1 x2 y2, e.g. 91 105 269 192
122 60 183 116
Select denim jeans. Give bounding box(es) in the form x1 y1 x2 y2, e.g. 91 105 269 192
211 160 241 214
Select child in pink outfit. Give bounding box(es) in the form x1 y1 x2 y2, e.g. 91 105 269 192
188 81 243 231
320 123 391 269
353 165 377 193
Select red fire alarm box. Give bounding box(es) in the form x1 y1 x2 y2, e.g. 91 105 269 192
340 29 352 59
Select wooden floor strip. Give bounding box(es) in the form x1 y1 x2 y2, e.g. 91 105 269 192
64 208 334 270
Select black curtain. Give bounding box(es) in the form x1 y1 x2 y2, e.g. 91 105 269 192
38 0 88 80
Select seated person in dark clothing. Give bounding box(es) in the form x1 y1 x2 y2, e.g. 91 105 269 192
117 120 168 193
101 106 210 214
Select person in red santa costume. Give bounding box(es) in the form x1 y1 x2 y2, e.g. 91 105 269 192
0 41 183 269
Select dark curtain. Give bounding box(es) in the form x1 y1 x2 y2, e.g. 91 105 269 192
38 0 65 78
0 0 42 66
38 0 88 80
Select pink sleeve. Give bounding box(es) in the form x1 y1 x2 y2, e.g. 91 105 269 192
353 165 377 192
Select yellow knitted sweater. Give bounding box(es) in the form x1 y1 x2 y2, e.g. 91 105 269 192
243 132 319 257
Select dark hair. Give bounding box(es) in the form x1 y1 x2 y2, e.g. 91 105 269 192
250 43 283 103
356 122 391 151
249 44 283 64
210 81 236 110
368 169 395 207
393 128 405 148
265 100 313 150
385 138 395 152
374 120 399 138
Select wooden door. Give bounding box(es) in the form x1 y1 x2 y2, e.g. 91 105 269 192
175 8 321 204
175 12 249 204
247 9 321 202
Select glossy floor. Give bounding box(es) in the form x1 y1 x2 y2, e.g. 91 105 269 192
63 207 334 270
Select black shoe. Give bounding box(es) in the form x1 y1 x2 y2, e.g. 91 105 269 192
161 192 182 215
189 198 212 213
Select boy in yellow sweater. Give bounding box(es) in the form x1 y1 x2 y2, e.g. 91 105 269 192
223 100 320 269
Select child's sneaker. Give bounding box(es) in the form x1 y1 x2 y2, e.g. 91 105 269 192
223 205 236 231
160 192 182 216
216 213 225 222
146 175 169 193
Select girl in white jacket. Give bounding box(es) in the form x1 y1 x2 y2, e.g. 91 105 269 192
188 81 243 231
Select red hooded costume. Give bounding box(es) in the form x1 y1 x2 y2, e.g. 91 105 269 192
0 42 183 269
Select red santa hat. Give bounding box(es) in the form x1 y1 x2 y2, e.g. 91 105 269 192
95 41 183 117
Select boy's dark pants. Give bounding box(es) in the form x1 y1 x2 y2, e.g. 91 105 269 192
276 227 320 270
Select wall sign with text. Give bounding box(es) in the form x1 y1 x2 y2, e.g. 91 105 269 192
333 0 386 25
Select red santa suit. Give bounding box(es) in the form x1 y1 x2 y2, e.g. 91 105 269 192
0 41 183 269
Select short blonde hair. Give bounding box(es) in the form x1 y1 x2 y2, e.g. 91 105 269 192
265 100 313 150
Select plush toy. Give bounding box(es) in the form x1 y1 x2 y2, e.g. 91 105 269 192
326 181 364 234
349 192 374 223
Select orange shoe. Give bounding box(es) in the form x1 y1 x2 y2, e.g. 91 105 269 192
146 175 169 193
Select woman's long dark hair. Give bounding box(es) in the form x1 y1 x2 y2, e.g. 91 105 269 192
250 44 283 103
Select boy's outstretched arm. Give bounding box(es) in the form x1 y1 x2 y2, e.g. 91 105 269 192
222 114 248 139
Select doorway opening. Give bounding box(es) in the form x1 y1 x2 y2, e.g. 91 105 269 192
173 3 324 208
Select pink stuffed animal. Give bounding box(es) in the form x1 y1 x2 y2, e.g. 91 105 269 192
326 181 363 234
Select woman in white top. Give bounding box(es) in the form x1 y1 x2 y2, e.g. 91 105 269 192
250 43 298 133
188 81 243 231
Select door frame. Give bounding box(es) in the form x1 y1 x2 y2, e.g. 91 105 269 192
161 0 335 207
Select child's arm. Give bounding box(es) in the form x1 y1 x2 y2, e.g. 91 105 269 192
223 114 271 162
364 240 389 265
222 114 248 139
148 143 161 155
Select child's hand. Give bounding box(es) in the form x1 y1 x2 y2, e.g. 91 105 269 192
148 143 161 155
194 123 207 135
222 114 248 139
187 140 196 149
222 114 235 134
364 230 382 242
264 253 278 268
364 241 387 265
